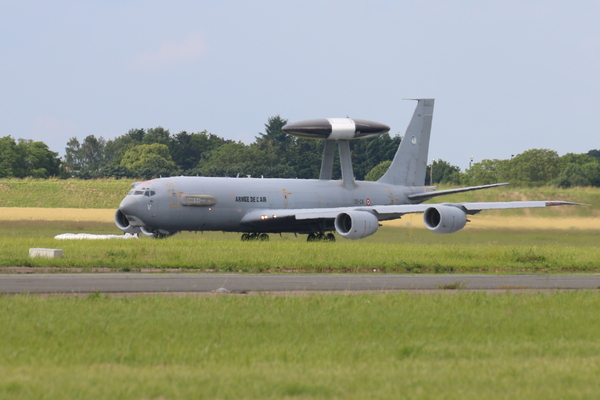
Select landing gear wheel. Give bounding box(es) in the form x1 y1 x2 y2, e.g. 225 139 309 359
241 233 270 241
307 232 335 242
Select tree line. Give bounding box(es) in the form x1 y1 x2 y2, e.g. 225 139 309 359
1 115 599 188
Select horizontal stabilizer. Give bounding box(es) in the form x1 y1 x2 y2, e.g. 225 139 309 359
407 183 510 201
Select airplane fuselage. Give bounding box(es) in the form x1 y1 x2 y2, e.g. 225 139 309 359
116 176 423 235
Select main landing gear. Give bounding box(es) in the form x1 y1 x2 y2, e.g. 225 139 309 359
241 233 269 241
240 232 335 242
307 232 336 242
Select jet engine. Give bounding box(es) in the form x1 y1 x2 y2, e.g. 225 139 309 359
423 205 468 234
334 210 379 240
114 209 141 234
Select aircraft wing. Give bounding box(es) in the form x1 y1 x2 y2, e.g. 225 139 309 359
241 200 586 224
373 200 587 216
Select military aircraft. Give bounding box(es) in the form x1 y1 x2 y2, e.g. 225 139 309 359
115 98 584 241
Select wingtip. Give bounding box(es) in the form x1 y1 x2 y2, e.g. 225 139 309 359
545 201 590 207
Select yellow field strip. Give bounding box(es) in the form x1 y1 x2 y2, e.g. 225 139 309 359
0 208 115 222
466 216 600 230
383 214 600 230
383 213 600 231
1 207 598 230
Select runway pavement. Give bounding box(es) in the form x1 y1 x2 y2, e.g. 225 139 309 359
1 273 600 294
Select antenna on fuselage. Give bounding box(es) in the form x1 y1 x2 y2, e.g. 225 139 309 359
282 118 390 188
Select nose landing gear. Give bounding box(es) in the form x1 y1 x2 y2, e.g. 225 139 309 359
140 227 177 239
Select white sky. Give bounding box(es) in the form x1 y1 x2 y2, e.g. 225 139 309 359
1 0 599 170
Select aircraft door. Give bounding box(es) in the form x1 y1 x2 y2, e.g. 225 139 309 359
282 189 291 207
166 182 180 207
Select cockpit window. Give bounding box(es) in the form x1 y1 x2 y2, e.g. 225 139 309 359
128 187 156 196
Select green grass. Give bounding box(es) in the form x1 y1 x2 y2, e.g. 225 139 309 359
2 292 600 399
1 222 599 272
0 178 131 208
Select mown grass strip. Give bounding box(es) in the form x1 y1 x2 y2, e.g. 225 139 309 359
2 238 599 272
2 292 600 399
2 223 599 272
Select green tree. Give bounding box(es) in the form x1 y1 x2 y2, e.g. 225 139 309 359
104 128 147 167
143 127 171 146
171 131 229 172
287 139 323 179
554 153 600 187
462 159 510 185
504 149 561 186
256 115 292 154
588 149 600 163
120 144 176 178
560 153 597 166
365 160 392 181
554 163 600 187
80 135 106 173
63 135 106 177
0 136 18 178
64 137 82 174
197 141 295 178
14 139 61 178
351 134 401 180
426 159 461 185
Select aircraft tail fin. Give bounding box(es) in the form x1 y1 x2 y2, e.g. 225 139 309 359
378 98 434 186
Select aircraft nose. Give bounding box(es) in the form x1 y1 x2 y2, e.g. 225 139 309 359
118 194 139 216
117 194 148 228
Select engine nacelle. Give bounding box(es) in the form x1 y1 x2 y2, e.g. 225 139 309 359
334 211 379 240
423 205 468 234
114 209 141 234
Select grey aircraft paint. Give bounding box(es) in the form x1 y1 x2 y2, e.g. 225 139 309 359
115 99 585 240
